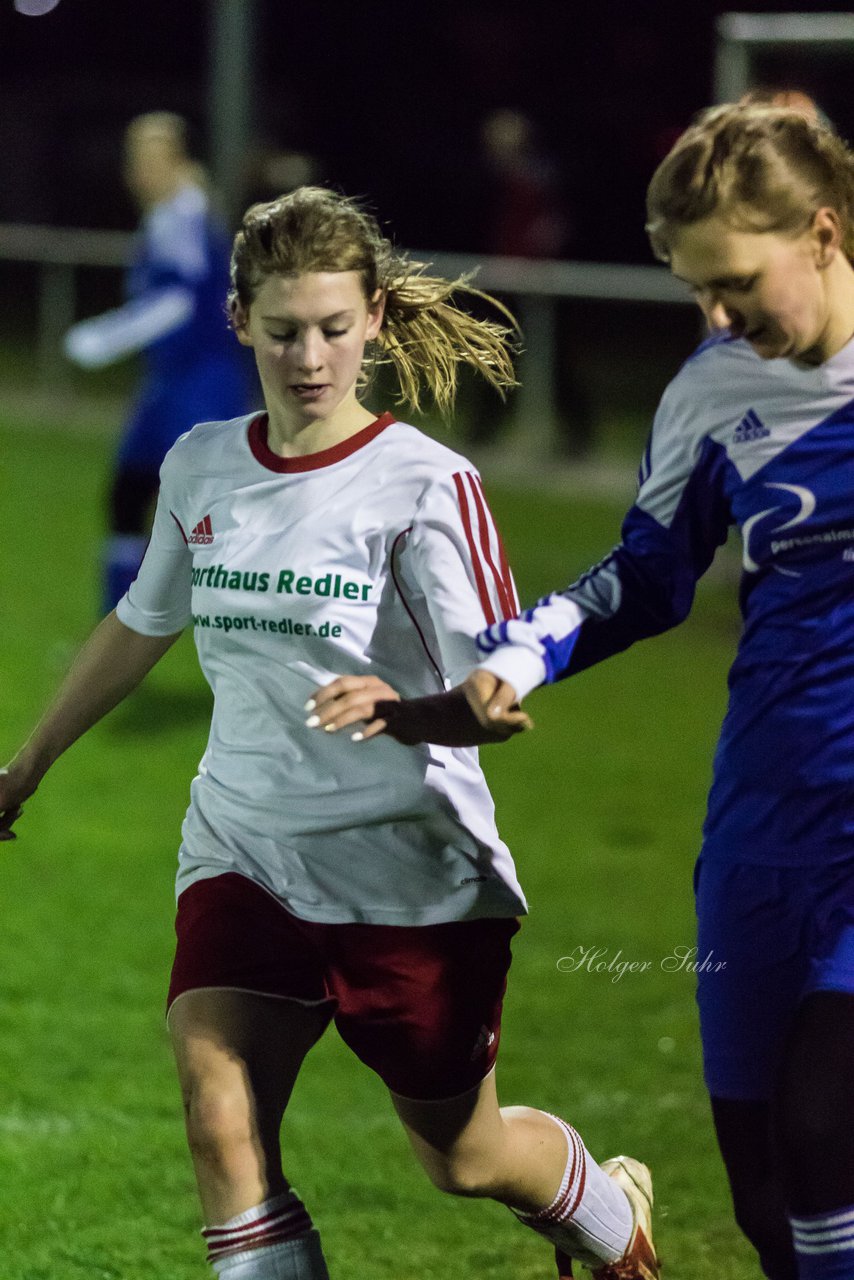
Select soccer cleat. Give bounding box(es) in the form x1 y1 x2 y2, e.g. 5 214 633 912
588 1157 660 1280
555 1246 574 1277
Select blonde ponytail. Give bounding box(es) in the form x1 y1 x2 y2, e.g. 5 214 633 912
229 187 519 417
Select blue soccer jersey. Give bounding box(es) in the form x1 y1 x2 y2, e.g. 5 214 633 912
125 184 238 379
64 183 251 468
478 332 854 866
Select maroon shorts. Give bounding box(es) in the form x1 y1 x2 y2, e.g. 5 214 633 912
168 871 520 1101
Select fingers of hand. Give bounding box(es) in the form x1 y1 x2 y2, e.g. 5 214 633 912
462 670 500 726
307 676 400 712
306 676 369 712
461 671 531 741
352 719 387 742
306 679 400 737
489 708 534 738
487 680 522 720
464 671 521 725
309 696 380 733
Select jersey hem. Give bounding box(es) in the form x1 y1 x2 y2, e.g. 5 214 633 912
176 863 527 925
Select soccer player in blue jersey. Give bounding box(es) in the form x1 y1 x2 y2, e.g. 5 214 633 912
64 113 251 611
316 103 854 1280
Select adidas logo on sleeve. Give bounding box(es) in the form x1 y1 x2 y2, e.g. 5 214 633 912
732 409 770 444
188 514 214 545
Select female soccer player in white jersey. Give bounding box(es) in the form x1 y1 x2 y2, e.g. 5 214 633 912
324 105 854 1280
0 188 659 1280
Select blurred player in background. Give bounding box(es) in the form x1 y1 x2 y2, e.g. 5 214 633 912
1 188 659 1280
63 112 252 611
333 103 854 1280
467 107 594 459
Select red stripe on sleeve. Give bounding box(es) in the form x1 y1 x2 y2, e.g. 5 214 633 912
465 473 515 619
170 512 188 545
472 473 518 613
452 472 496 626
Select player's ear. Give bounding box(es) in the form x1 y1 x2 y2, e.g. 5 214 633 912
231 300 253 346
812 207 842 267
365 288 385 341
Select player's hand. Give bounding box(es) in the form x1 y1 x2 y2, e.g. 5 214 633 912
0 762 39 842
461 669 533 740
306 676 402 742
63 321 112 370
306 673 532 748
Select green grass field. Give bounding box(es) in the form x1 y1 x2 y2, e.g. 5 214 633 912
0 409 756 1279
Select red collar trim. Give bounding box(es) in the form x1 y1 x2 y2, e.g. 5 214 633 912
247 411 396 473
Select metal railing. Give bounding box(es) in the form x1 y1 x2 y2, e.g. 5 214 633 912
0 222 695 434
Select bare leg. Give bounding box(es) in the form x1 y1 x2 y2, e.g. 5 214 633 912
392 1069 566 1208
392 1069 643 1274
168 989 330 1223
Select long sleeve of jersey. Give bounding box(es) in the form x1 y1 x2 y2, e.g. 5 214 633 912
477 369 734 698
63 185 209 369
402 469 520 687
63 288 195 369
115 449 194 636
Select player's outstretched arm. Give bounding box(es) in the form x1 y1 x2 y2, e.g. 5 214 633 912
307 671 531 747
0 612 182 841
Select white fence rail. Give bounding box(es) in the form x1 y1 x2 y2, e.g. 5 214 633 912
0 222 695 436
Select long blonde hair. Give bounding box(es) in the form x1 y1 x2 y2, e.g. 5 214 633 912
228 186 519 415
646 103 854 263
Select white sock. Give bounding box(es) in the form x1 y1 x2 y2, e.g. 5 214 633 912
514 1114 633 1267
203 1192 330 1279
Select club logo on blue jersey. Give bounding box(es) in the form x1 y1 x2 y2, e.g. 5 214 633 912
732 408 770 443
742 483 815 576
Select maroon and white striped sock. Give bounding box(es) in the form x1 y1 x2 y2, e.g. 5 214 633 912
513 1115 633 1268
202 1190 329 1278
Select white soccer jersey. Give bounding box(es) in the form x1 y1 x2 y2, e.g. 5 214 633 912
116 410 526 924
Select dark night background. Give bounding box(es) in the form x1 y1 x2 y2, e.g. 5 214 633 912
3 0 854 262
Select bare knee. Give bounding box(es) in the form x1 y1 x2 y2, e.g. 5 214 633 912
422 1147 498 1198
183 1078 260 1178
